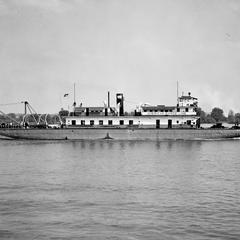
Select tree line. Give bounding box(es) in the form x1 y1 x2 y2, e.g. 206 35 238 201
197 107 240 125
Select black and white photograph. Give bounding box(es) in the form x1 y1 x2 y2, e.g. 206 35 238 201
0 0 240 239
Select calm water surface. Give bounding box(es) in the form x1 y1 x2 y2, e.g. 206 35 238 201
0 139 240 240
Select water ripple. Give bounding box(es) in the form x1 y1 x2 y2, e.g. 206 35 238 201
0 140 240 239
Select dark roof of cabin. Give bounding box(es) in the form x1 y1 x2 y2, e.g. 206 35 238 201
179 96 198 100
142 105 176 111
74 107 104 112
74 107 117 112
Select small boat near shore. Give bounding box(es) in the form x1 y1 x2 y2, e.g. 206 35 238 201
0 91 240 140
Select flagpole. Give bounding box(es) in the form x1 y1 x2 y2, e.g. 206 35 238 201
177 81 179 106
59 95 62 109
74 83 76 105
73 83 76 115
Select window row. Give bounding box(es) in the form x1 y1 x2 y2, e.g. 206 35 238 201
72 120 134 126
144 108 190 113
144 109 173 113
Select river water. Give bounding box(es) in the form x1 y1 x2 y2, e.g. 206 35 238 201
0 138 239 240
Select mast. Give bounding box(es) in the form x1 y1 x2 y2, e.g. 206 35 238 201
177 81 179 106
24 101 28 115
72 83 76 116
73 83 76 107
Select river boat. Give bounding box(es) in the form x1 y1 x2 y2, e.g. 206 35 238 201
0 92 240 140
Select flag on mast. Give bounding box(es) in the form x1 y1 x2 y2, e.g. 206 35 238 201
64 93 69 97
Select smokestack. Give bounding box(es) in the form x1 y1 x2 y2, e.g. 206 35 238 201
116 93 124 116
108 91 110 108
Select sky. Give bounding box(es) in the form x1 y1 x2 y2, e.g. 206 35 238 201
0 0 240 114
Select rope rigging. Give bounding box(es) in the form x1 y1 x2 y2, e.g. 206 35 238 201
0 101 62 127
0 101 38 125
0 110 20 125
0 102 23 106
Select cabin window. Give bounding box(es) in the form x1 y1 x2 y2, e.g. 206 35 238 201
108 120 113 125
129 120 133 125
81 120 85 126
90 120 94 126
176 120 179 124
72 120 76 126
169 110 172 112
99 120 103 125
161 110 164 112
119 120 124 125
186 108 189 112
177 108 180 112
165 110 168 112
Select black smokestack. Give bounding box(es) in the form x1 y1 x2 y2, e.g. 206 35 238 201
108 91 110 108
116 93 124 116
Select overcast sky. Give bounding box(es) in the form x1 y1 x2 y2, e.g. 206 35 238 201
0 0 240 114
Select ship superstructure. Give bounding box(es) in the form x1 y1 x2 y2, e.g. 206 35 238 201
65 92 200 129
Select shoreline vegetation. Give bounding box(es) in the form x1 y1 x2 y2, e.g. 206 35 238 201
0 107 240 126
196 107 240 125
